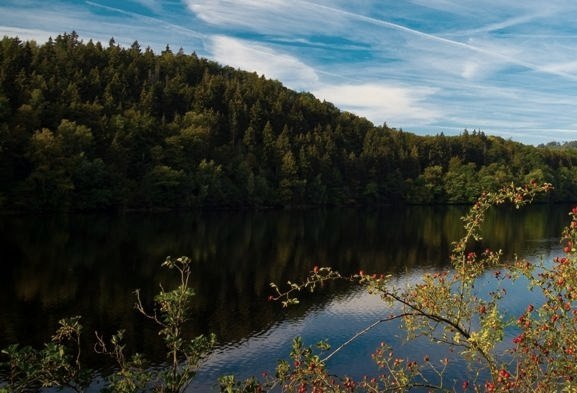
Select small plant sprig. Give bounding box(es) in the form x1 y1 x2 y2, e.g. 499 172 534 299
99 256 216 393
269 266 343 308
94 329 151 393
359 341 450 392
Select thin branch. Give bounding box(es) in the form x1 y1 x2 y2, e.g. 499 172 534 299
134 289 163 326
321 313 415 363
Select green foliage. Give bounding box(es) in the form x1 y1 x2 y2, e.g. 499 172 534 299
1 34 577 211
141 165 185 208
95 330 151 393
0 316 91 392
1 257 215 393
99 256 216 393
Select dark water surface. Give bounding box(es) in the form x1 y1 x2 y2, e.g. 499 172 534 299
0 204 572 391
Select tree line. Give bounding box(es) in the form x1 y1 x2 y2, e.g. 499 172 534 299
2 32 577 211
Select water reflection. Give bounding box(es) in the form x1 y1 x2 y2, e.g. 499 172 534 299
0 204 572 389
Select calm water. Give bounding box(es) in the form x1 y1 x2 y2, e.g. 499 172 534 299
0 204 572 391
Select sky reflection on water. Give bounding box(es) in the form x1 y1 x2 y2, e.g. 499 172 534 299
191 240 563 392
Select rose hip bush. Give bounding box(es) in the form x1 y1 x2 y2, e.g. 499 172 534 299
223 181 577 392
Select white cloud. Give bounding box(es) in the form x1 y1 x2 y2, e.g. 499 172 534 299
461 61 482 80
313 84 441 126
210 35 319 90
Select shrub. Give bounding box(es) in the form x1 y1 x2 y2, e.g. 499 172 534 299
222 182 575 392
1 256 214 393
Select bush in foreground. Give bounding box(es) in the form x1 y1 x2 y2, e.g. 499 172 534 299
223 181 577 392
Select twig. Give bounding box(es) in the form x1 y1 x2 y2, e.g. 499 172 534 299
321 313 415 363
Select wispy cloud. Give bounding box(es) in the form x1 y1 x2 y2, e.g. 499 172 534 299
84 1 208 47
209 35 319 91
0 1 210 54
0 26 55 43
185 0 577 83
446 13 544 36
0 1 88 39
131 0 162 13
185 0 350 36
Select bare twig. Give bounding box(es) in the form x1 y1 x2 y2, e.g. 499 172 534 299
322 313 415 363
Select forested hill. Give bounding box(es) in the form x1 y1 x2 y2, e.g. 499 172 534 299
1 32 577 211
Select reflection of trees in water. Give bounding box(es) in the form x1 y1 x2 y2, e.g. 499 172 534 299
0 204 571 366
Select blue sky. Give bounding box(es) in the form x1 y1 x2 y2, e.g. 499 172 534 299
2 0 577 145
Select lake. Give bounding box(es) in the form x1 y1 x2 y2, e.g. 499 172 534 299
0 203 572 391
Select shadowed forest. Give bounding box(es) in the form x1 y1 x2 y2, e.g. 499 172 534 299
2 32 577 211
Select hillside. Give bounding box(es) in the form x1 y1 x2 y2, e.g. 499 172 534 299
1 32 577 211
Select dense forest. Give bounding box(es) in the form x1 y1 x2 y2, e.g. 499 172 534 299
2 32 577 211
